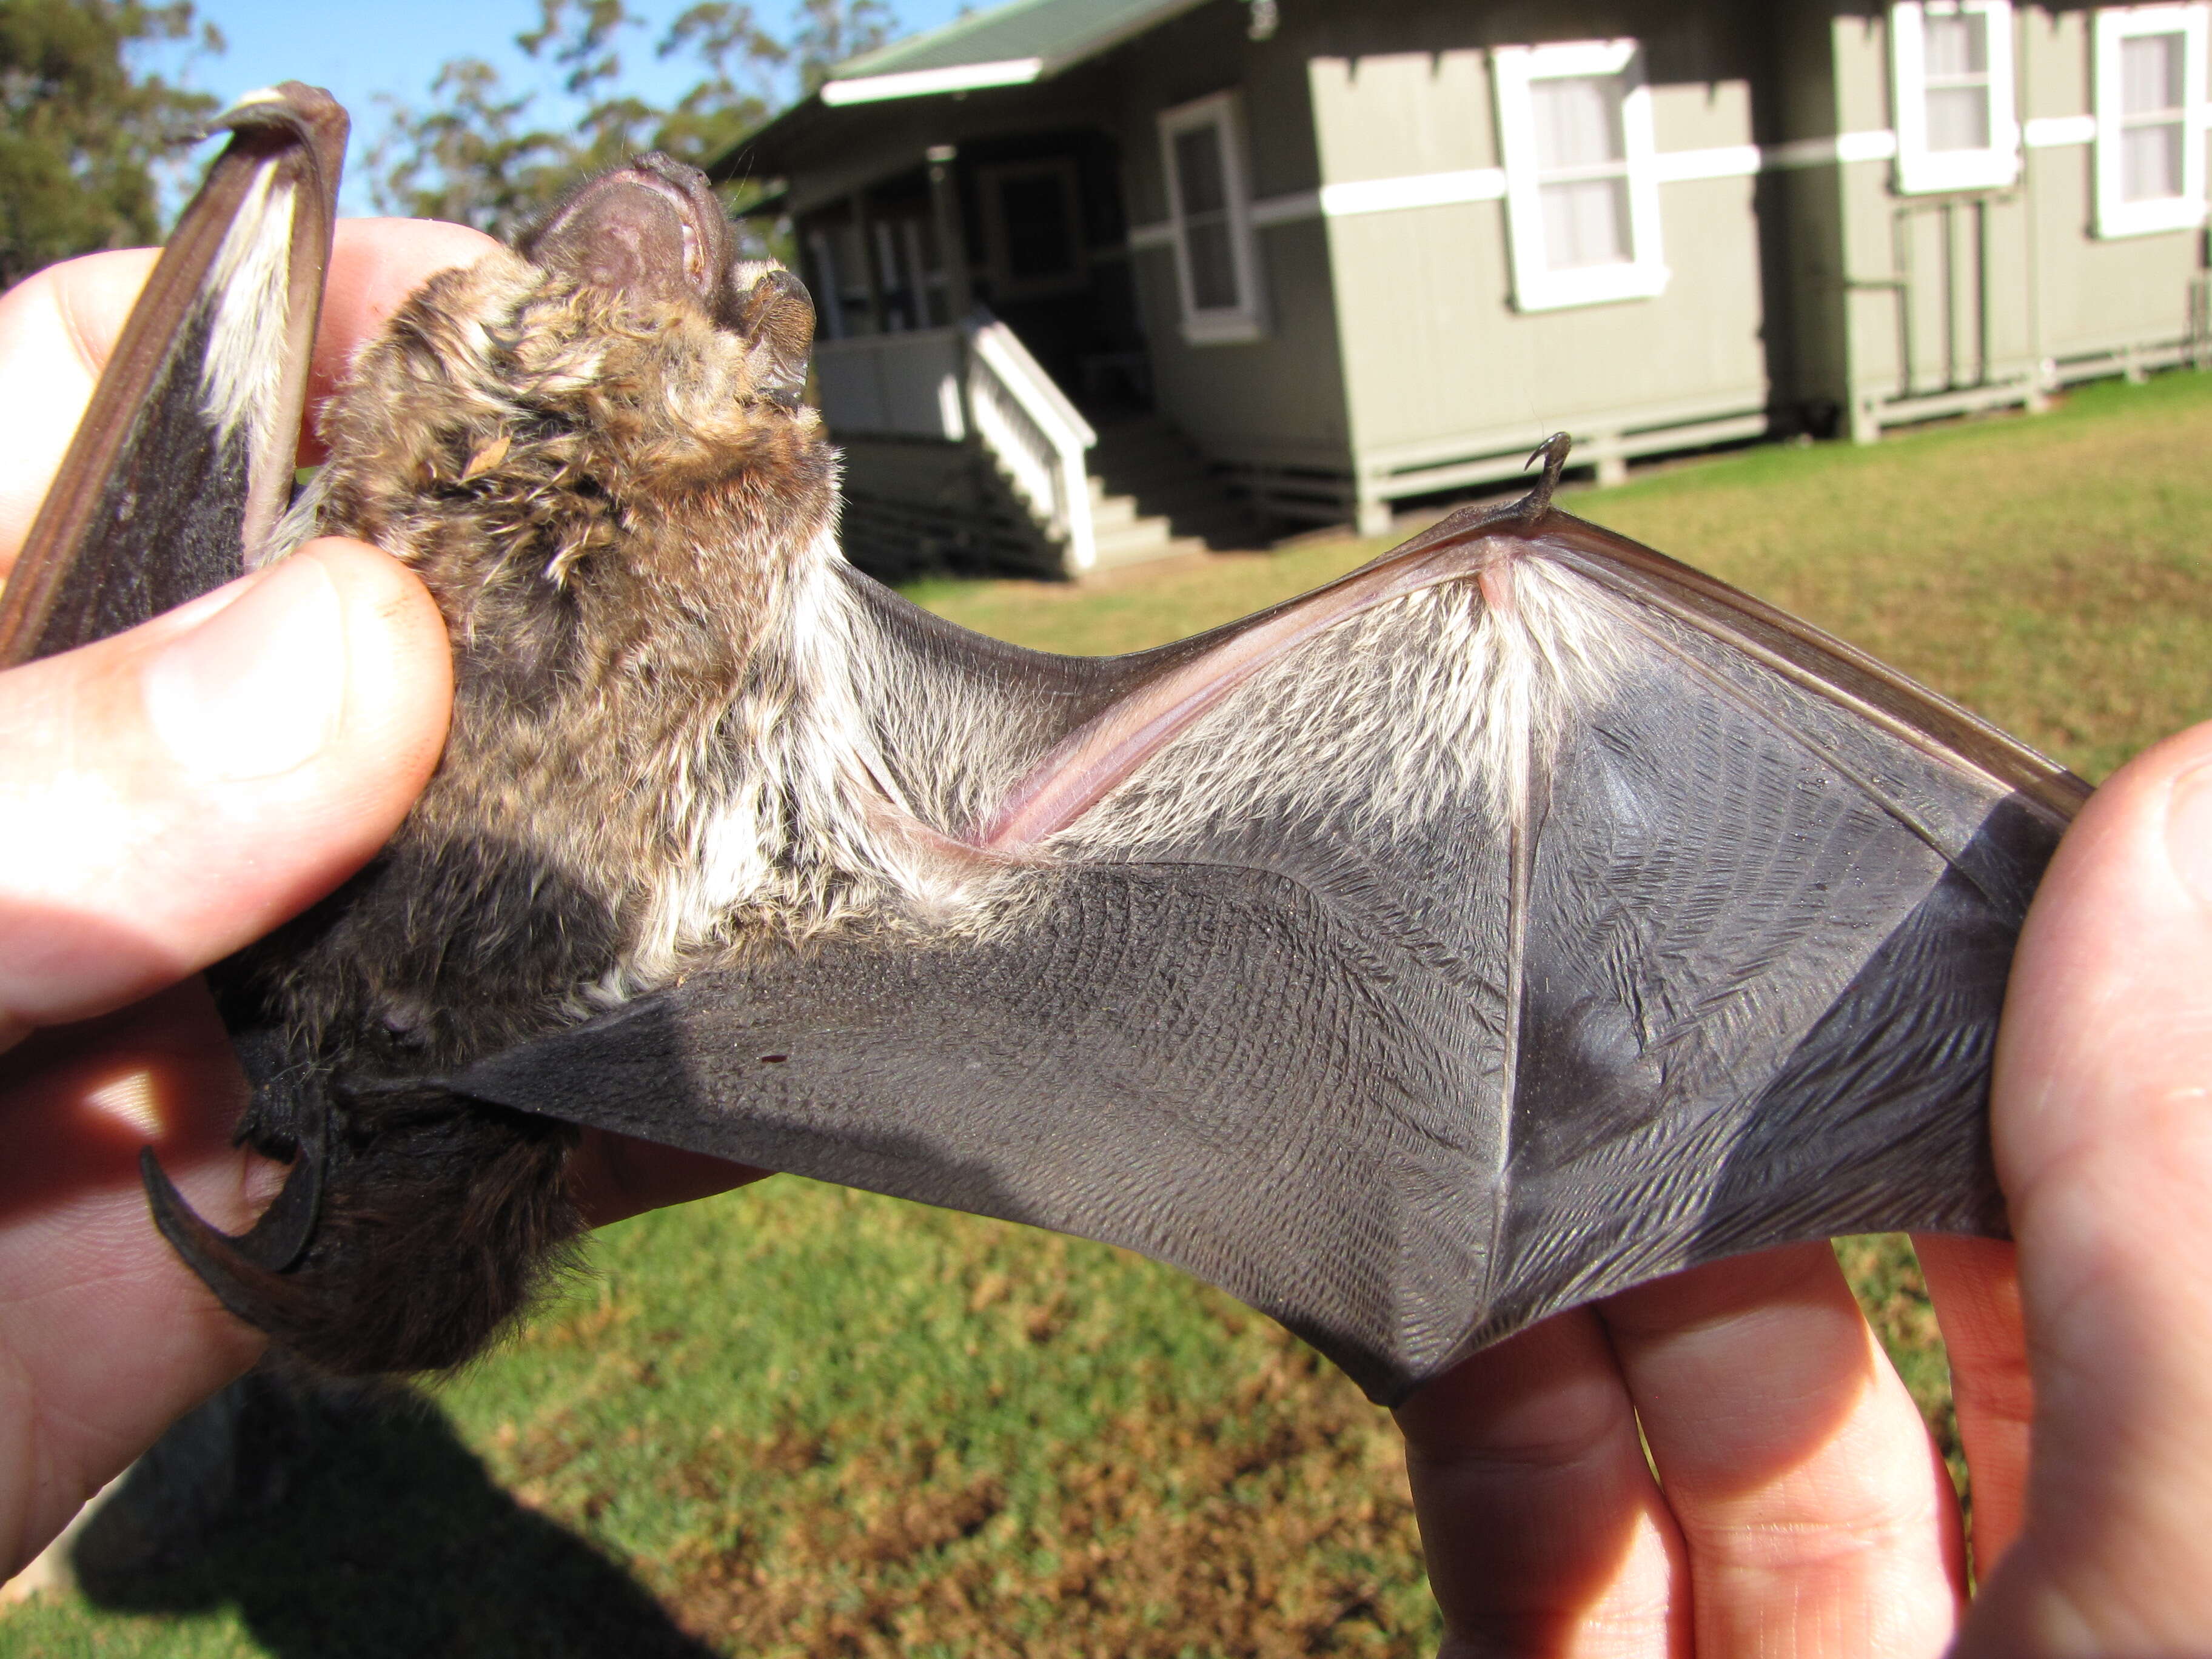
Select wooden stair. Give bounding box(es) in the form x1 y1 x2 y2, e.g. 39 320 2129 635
1081 416 1262 572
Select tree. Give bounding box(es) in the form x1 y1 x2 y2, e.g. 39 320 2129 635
791 0 894 95
369 0 890 244
0 0 224 287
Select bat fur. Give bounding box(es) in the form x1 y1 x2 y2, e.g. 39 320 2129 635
20 95 2082 1393
183 163 1627 1372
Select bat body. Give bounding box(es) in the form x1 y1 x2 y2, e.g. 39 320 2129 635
3 89 2088 1404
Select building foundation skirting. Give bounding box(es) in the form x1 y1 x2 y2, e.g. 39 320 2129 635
1851 328 2212 442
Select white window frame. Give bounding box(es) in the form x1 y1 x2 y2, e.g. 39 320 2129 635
2093 4 2211 237
1891 1 2021 192
1491 39 1668 312
1156 92 1269 345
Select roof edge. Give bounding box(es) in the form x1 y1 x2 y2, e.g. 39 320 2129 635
820 57 1046 104
828 0 1069 79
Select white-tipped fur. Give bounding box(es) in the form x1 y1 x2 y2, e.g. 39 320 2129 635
594 532 997 1007
198 164 295 471
623 547 1632 1004
1051 555 1631 862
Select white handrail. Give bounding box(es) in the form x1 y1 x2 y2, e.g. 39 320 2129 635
805 313 1099 572
965 316 1098 572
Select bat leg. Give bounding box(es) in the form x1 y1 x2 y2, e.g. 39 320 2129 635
141 1094 326 1319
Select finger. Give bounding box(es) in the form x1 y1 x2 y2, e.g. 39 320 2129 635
1600 1242 1966 1657
1395 1310 1687 1656
0 538 451 1047
1957 721 2212 1654
1911 1232 2029 1575
0 980 269 1575
0 249 155 572
0 220 497 569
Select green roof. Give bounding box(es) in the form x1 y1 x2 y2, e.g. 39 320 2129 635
819 0 1209 102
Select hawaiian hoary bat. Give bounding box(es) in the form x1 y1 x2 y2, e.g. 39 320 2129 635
0 85 2090 1407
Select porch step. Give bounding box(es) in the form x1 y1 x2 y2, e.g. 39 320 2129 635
1080 415 1262 572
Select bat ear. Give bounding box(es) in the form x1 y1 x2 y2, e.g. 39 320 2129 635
0 81 346 667
734 266 814 406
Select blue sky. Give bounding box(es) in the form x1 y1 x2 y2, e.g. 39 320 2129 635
164 0 971 213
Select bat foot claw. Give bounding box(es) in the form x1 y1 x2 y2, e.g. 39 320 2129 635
141 1098 327 1324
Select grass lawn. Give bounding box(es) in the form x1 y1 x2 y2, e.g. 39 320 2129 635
8 370 2211 1657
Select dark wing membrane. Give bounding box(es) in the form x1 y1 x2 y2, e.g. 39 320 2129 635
1464 518 2079 1362
440 510 2083 1406
0 84 344 669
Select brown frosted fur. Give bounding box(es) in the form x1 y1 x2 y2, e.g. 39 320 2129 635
201 158 842 1373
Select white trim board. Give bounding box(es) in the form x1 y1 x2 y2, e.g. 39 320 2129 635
1120 112 2143 250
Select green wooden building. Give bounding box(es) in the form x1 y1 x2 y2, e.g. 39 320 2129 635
719 0 2212 575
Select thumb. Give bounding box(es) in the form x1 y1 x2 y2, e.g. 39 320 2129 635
0 539 450 1048
1960 720 2212 1652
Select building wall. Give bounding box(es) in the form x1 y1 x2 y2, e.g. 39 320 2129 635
759 0 2210 544
2017 6 2207 366
1277 0 1780 518
1107 2 1355 476
1808 2 2210 435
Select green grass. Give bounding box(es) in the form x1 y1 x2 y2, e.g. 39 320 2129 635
10 371 2211 1656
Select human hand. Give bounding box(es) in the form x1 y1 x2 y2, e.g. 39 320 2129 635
1396 720 2212 1655
0 224 754 1579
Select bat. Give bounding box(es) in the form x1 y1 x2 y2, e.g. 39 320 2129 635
1 85 2089 1407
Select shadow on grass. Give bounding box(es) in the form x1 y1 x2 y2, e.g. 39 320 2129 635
70 1373 713 1659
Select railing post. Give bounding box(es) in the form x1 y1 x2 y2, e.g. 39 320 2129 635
961 313 1098 575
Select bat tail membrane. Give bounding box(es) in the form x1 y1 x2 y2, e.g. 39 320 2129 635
0 82 346 669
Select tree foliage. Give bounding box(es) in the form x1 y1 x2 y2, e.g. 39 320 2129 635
0 0 223 287
369 0 896 243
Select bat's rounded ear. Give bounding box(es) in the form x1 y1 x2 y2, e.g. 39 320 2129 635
736 266 814 407
528 181 700 309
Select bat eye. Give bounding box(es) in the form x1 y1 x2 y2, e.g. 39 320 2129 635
758 1053 789 1064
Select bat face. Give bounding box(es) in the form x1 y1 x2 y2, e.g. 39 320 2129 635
16 89 2090 1402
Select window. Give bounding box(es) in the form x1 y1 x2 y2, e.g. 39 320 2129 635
978 158 1088 299
2094 4 2210 237
1492 41 1667 310
1891 2 2020 192
1157 93 1267 344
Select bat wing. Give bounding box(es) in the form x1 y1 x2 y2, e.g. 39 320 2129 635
0 84 344 668
433 477 2086 1405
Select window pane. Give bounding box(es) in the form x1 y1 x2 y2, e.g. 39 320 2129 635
1540 177 1630 269
1533 75 1625 169
2122 120 2185 201
1926 83 1991 151
2122 33 2185 118
1184 216 1241 309
999 173 1076 281
1923 13 1986 78
1173 124 1228 217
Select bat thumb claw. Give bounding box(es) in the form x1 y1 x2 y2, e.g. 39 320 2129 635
1520 432 1573 520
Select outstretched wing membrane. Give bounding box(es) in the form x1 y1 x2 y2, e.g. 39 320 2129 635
435 498 2084 1403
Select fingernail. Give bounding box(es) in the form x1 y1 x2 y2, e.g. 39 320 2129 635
2167 762 2212 909
141 557 346 781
